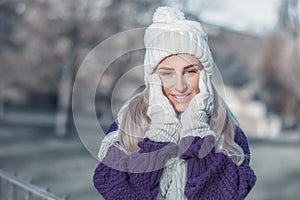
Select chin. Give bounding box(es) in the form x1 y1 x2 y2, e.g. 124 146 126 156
174 103 189 113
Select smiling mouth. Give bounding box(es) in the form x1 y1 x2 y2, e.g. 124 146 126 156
170 93 192 102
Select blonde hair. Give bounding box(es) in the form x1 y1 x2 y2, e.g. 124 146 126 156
118 85 245 166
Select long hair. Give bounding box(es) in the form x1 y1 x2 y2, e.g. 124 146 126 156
118 85 245 165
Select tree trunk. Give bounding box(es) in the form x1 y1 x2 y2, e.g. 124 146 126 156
0 80 5 118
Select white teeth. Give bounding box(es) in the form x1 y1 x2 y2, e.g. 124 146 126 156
175 96 187 99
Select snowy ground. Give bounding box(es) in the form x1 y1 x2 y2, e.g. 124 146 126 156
0 109 300 200
0 110 101 200
247 135 300 200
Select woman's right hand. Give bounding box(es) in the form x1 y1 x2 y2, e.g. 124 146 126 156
145 74 181 143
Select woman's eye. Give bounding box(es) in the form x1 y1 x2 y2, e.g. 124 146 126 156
161 72 174 76
185 69 198 74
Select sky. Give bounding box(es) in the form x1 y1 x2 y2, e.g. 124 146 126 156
163 0 282 36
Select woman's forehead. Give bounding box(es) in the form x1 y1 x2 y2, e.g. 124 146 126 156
157 54 202 70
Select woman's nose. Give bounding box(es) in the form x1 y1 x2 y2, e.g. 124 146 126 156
174 75 188 92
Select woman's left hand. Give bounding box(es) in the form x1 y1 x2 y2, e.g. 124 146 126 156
179 70 215 139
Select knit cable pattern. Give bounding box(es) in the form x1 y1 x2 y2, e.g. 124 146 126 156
178 128 256 200
94 136 178 200
94 123 256 200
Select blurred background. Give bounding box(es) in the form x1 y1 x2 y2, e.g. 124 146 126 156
0 0 299 199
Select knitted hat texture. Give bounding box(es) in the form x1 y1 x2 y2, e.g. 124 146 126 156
143 6 214 83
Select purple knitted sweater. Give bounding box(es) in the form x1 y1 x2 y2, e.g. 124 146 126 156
93 122 256 200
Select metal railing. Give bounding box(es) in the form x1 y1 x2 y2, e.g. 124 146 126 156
0 169 66 200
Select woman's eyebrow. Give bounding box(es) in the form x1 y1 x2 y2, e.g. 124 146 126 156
157 67 175 71
184 64 201 69
157 64 202 71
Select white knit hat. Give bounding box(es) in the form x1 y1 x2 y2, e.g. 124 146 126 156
144 6 214 83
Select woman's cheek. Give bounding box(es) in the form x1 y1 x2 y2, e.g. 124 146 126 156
188 76 200 94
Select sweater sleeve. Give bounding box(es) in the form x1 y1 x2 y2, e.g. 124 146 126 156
179 127 256 200
93 123 178 200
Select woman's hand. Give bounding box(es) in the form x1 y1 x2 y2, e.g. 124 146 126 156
145 74 181 143
180 70 215 139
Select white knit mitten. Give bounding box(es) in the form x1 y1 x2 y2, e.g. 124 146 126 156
180 70 215 139
145 74 181 143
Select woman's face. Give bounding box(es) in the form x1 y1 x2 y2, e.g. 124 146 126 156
155 54 202 113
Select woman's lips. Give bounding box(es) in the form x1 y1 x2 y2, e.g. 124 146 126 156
169 93 192 103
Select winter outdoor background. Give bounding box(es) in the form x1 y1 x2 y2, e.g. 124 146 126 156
0 0 299 199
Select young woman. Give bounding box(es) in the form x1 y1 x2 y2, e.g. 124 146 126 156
93 6 256 200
